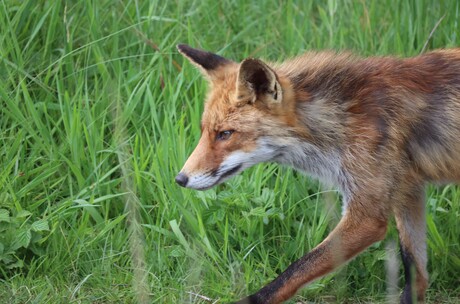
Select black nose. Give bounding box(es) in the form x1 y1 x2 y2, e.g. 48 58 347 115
175 172 189 187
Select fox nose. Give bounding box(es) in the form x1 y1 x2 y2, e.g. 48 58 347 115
175 172 189 187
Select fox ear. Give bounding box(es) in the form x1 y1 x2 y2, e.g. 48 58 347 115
236 58 282 104
177 44 233 79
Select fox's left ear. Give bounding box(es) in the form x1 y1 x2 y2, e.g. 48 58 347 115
237 58 283 104
177 44 233 80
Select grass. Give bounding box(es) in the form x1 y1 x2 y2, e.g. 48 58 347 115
0 0 459 303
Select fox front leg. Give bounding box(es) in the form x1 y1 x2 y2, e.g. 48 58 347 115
235 210 388 304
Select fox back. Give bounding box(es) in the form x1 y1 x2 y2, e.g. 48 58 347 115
175 44 460 304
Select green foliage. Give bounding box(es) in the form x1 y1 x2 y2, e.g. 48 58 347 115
0 0 459 303
0 208 49 271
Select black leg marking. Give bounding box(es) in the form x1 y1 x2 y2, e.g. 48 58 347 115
400 241 415 304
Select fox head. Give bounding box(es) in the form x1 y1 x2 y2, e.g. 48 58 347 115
175 44 302 190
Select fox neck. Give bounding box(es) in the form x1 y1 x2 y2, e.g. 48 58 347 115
267 135 350 197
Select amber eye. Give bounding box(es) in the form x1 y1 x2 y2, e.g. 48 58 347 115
216 130 234 141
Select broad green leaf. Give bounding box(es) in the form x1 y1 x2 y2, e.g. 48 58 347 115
16 210 32 218
0 209 10 223
12 229 32 250
31 219 50 232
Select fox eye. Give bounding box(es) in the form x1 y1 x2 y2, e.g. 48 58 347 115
216 130 234 141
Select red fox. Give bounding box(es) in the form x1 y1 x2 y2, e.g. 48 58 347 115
175 44 460 304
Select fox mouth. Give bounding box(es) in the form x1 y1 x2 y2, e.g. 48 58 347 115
217 164 242 182
191 164 243 191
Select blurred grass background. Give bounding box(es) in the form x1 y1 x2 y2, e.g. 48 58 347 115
0 0 459 303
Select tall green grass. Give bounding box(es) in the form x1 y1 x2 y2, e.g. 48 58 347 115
0 0 459 303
